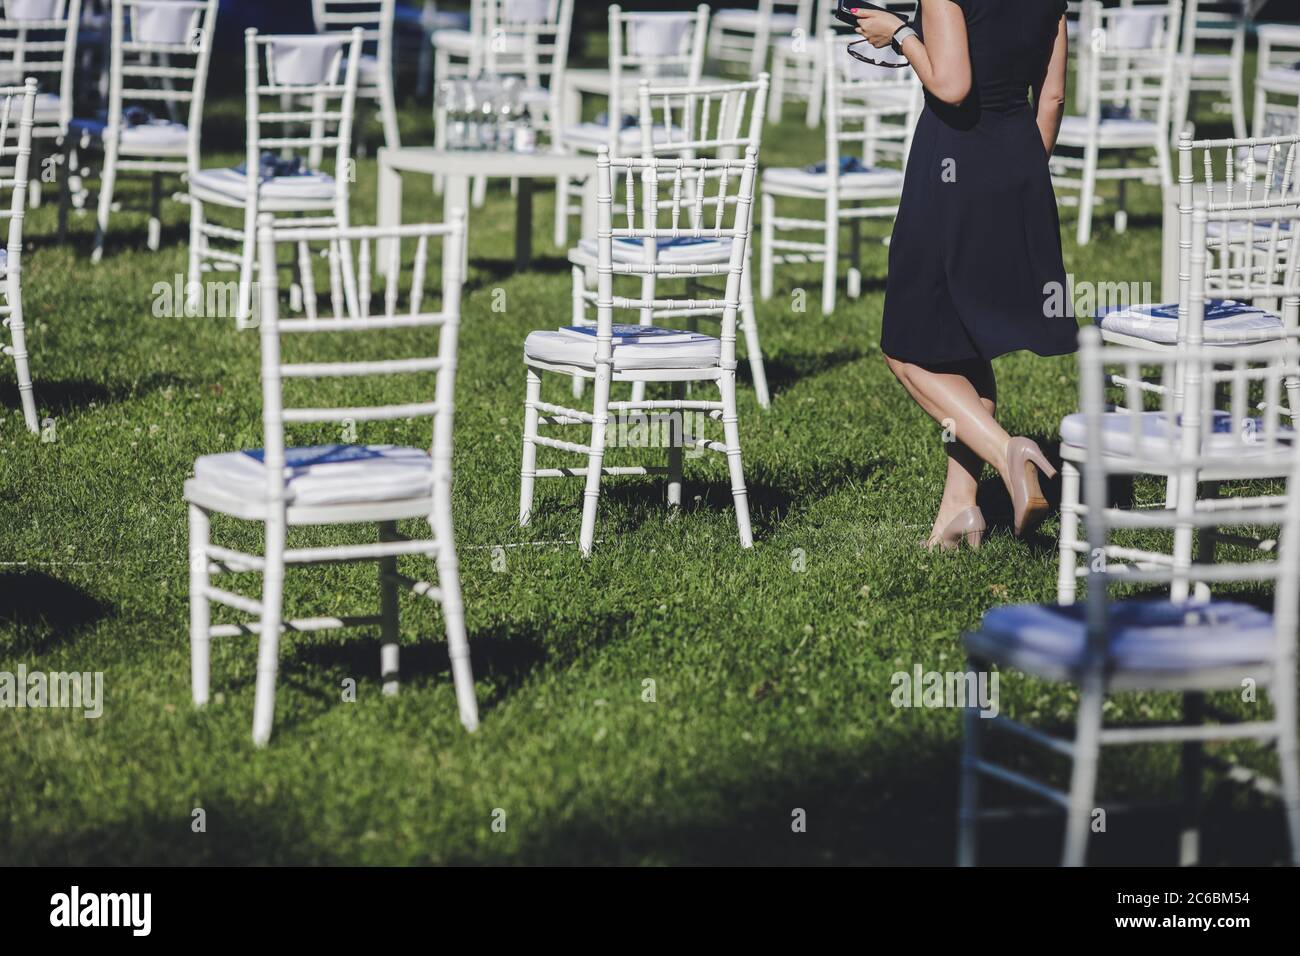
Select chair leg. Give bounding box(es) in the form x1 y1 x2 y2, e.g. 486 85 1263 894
739 253 769 409
667 381 684 508
147 172 163 252
1279 700 1300 866
434 527 478 732
520 368 542 526
805 57 824 127
718 371 753 548
822 198 838 315
578 361 613 556
760 191 775 301
378 521 400 697
1076 143 1098 247
237 207 257 328
57 141 71 243
188 504 211 707
188 196 205 315
956 689 983 866
379 77 402 151
6 276 38 434
251 520 287 747
1230 68 1247 140
768 54 785 124
555 175 571 248
92 144 118 264
1061 679 1104 866
1178 691 1204 866
1057 462 1081 604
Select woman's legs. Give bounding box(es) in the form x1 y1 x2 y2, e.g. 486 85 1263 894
885 354 1011 543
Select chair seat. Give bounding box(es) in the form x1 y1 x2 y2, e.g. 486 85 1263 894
967 600 1275 683
712 9 799 32
763 164 904 193
430 28 475 53
189 167 337 203
395 6 468 30
1095 299 1284 346
192 444 433 508
1257 65 1300 90
1257 24 1300 44
1057 114 1160 146
1058 408 1291 460
70 116 189 150
575 236 734 265
562 122 683 150
524 327 721 371
1189 52 1236 76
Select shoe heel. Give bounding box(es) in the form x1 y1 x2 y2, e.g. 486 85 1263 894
1023 443 1058 480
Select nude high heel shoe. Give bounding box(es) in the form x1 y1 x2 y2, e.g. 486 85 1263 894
1006 437 1057 538
931 506 987 552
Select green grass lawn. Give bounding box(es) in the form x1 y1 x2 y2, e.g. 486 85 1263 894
0 75 1292 865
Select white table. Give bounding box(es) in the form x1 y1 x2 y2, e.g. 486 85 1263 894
376 147 600 277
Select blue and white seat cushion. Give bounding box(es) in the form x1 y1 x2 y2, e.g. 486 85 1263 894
764 156 905 191
525 324 721 370
563 115 686 149
967 600 1275 678
69 107 188 150
193 444 433 507
190 153 336 203
1059 408 1293 459
1095 299 1284 345
576 235 733 265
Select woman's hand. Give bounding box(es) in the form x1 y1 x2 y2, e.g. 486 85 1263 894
854 9 905 48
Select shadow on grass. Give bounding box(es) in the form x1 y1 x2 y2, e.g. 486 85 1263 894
742 345 867 398
1 372 187 419
0 571 113 655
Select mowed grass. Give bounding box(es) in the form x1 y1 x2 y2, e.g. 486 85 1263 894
0 72 1292 864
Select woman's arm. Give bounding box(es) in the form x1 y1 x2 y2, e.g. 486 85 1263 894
1033 16 1069 154
853 1 970 107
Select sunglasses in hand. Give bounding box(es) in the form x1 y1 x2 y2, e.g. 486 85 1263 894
836 1 914 69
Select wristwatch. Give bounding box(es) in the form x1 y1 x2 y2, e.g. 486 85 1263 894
890 23 918 56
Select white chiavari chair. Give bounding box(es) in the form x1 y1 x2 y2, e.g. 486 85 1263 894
519 146 759 556
430 0 487 96
1252 22 1300 143
313 0 400 154
569 76 771 408
760 31 919 315
0 0 80 207
0 79 37 433
483 0 572 153
186 213 478 747
555 4 709 248
1102 130 1298 357
59 0 216 262
187 28 363 328
1058 194 1300 605
962 321 1300 868
1053 0 1180 246
707 0 811 79
1173 0 1246 139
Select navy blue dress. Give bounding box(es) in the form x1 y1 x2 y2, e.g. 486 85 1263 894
881 0 1076 365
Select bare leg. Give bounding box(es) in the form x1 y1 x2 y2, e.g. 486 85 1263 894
885 354 1011 543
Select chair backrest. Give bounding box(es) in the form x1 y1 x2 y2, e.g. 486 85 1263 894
104 0 217 174
1078 0 1180 132
602 4 708 156
253 214 467 513
1172 131 1300 338
637 74 767 161
593 145 758 370
312 0 395 100
243 27 362 203
1177 0 1244 58
0 79 35 282
824 32 921 180
482 0 571 91
1075 323 1300 671
0 0 80 138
